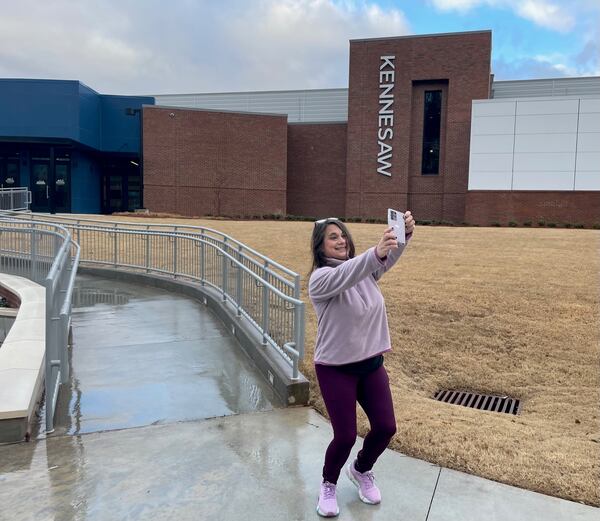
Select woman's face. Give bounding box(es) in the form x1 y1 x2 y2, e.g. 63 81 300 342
322 223 348 260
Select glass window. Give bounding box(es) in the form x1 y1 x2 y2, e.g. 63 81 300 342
422 90 442 175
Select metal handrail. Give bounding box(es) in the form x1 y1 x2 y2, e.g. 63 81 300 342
6 211 299 282
1 211 306 379
0 218 80 432
0 187 32 212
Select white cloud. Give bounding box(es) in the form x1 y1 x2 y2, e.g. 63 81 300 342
492 49 599 79
429 0 489 11
225 0 411 91
429 0 577 32
515 0 574 32
0 0 411 94
0 0 596 95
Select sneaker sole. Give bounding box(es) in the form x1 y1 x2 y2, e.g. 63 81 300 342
346 464 380 505
316 504 339 517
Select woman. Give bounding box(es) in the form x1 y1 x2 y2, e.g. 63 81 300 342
308 213 415 517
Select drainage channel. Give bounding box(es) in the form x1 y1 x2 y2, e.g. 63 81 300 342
434 389 520 415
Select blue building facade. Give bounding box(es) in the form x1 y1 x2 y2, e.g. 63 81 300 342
0 79 154 213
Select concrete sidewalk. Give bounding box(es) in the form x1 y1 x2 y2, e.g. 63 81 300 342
0 407 597 521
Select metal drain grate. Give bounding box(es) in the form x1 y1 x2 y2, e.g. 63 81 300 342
434 390 520 415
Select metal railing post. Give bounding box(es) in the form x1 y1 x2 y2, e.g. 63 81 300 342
59 312 69 384
294 301 305 362
236 245 243 317
222 239 228 302
146 226 151 272
262 261 269 345
200 237 205 286
31 227 37 281
113 224 118 268
44 278 55 433
173 235 178 278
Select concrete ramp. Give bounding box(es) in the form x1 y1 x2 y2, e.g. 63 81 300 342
45 273 280 437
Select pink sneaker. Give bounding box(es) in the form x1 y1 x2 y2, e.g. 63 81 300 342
346 460 381 504
316 481 339 517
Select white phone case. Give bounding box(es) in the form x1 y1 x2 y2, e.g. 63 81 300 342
387 208 406 245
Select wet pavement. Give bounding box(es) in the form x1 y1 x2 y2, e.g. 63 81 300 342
1 274 598 520
39 274 280 438
1 407 598 521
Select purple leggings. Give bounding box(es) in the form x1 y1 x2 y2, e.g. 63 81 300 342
315 364 397 484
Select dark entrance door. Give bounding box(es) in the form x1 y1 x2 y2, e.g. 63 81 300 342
31 159 50 212
102 157 141 213
0 155 20 189
30 147 72 213
107 174 124 213
54 152 71 213
0 146 20 189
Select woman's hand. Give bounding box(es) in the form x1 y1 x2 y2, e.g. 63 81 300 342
404 210 415 235
376 227 399 259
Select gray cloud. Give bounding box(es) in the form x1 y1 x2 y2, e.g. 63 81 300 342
0 0 596 96
493 57 569 79
575 40 599 71
0 0 411 95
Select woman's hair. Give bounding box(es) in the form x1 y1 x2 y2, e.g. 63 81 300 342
310 219 356 274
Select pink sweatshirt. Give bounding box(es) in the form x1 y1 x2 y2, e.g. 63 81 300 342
308 242 408 365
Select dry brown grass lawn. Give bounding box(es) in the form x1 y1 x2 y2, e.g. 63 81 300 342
87 215 600 506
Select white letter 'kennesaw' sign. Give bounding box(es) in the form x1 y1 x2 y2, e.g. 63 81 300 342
377 55 395 177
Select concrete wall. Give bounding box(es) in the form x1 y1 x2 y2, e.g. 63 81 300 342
286 123 347 218
143 106 288 217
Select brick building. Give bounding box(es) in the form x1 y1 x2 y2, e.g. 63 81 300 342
148 30 600 226
2 31 598 225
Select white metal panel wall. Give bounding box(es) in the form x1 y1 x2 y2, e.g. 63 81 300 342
492 77 600 99
468 100 515 189
576 99 600 189
153 88 349 123
469 96 600 191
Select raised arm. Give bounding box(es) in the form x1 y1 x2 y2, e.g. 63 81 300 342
372 211 416 280
309 247 384 302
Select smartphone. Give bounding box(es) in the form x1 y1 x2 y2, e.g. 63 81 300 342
387 208 406 245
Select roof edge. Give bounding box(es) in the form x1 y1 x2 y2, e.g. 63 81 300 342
350 30 491 44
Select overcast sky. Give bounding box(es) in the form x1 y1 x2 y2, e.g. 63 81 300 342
0 0 598 95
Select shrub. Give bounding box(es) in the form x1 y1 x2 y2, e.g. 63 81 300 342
564 223 572 228
538 220 546 227
574 223 585 229
523 221 532 227
508 221 518 227
417 220 432 226
491 222 501 227
288 215 318 221
547 222 557 228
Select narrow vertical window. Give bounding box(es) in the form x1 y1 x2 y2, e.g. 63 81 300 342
422 90 442 175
